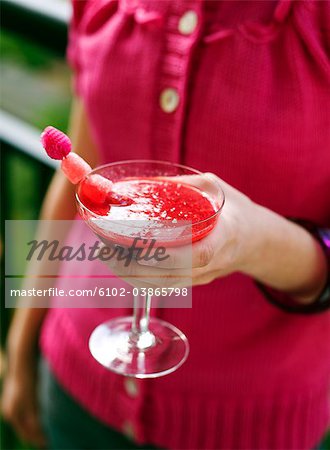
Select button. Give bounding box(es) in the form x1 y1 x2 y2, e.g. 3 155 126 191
178 10 198 35
159 88 180 113
122 420 135 441
124 377 139 398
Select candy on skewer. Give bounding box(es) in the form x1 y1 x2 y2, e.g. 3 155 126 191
61 153 92 184
41 126 71 159
40 126 113 206
80 174 112 204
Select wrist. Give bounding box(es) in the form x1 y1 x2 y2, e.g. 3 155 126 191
233 200 267 275
237 204 328 304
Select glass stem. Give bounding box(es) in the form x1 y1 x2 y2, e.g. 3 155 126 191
130 293 155 350
132 293 152 335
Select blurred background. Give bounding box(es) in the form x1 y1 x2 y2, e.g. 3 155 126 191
1 1 71 448
1 2 329 450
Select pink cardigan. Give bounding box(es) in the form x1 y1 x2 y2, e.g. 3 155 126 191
40 1 330 448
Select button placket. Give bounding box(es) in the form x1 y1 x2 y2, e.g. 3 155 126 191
119 376 145 443
151 1 203 162
124 377 139 398
178 10 198 35
122 420 136 440
160 88 180 113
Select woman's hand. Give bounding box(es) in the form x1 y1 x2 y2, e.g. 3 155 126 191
105 173 327 303
1 355 46 448
108 174 254 286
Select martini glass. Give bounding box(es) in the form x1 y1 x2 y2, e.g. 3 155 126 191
76 160 225 378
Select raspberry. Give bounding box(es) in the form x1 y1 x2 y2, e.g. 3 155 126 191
41 126 71 160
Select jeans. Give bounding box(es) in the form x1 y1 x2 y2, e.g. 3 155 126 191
38 358 158 450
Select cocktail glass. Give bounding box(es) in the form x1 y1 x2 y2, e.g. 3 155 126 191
76 160 225 378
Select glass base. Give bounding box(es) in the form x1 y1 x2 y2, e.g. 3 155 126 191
89 317 189 378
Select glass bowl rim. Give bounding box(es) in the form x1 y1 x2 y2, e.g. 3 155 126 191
75 159 225 227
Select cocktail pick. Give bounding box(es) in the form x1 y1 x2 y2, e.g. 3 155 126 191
41 126 113 203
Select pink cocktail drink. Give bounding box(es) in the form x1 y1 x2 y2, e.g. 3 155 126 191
75 160 224 378
77 177 219 248
41 129 225 377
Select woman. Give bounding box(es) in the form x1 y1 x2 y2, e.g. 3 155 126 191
2 1 330 449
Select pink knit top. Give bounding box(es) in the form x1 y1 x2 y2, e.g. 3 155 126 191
40 1 330 448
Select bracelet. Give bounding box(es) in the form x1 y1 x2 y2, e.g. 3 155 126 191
256 220 330 314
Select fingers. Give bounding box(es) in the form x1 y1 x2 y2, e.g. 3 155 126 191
22 411 47 448
137 217 223 269
3 403 46 448
106 257 192 288
99 224 218 271
136 239 214 269
96 171 227 281
1 378 47 448
102 243 231 288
